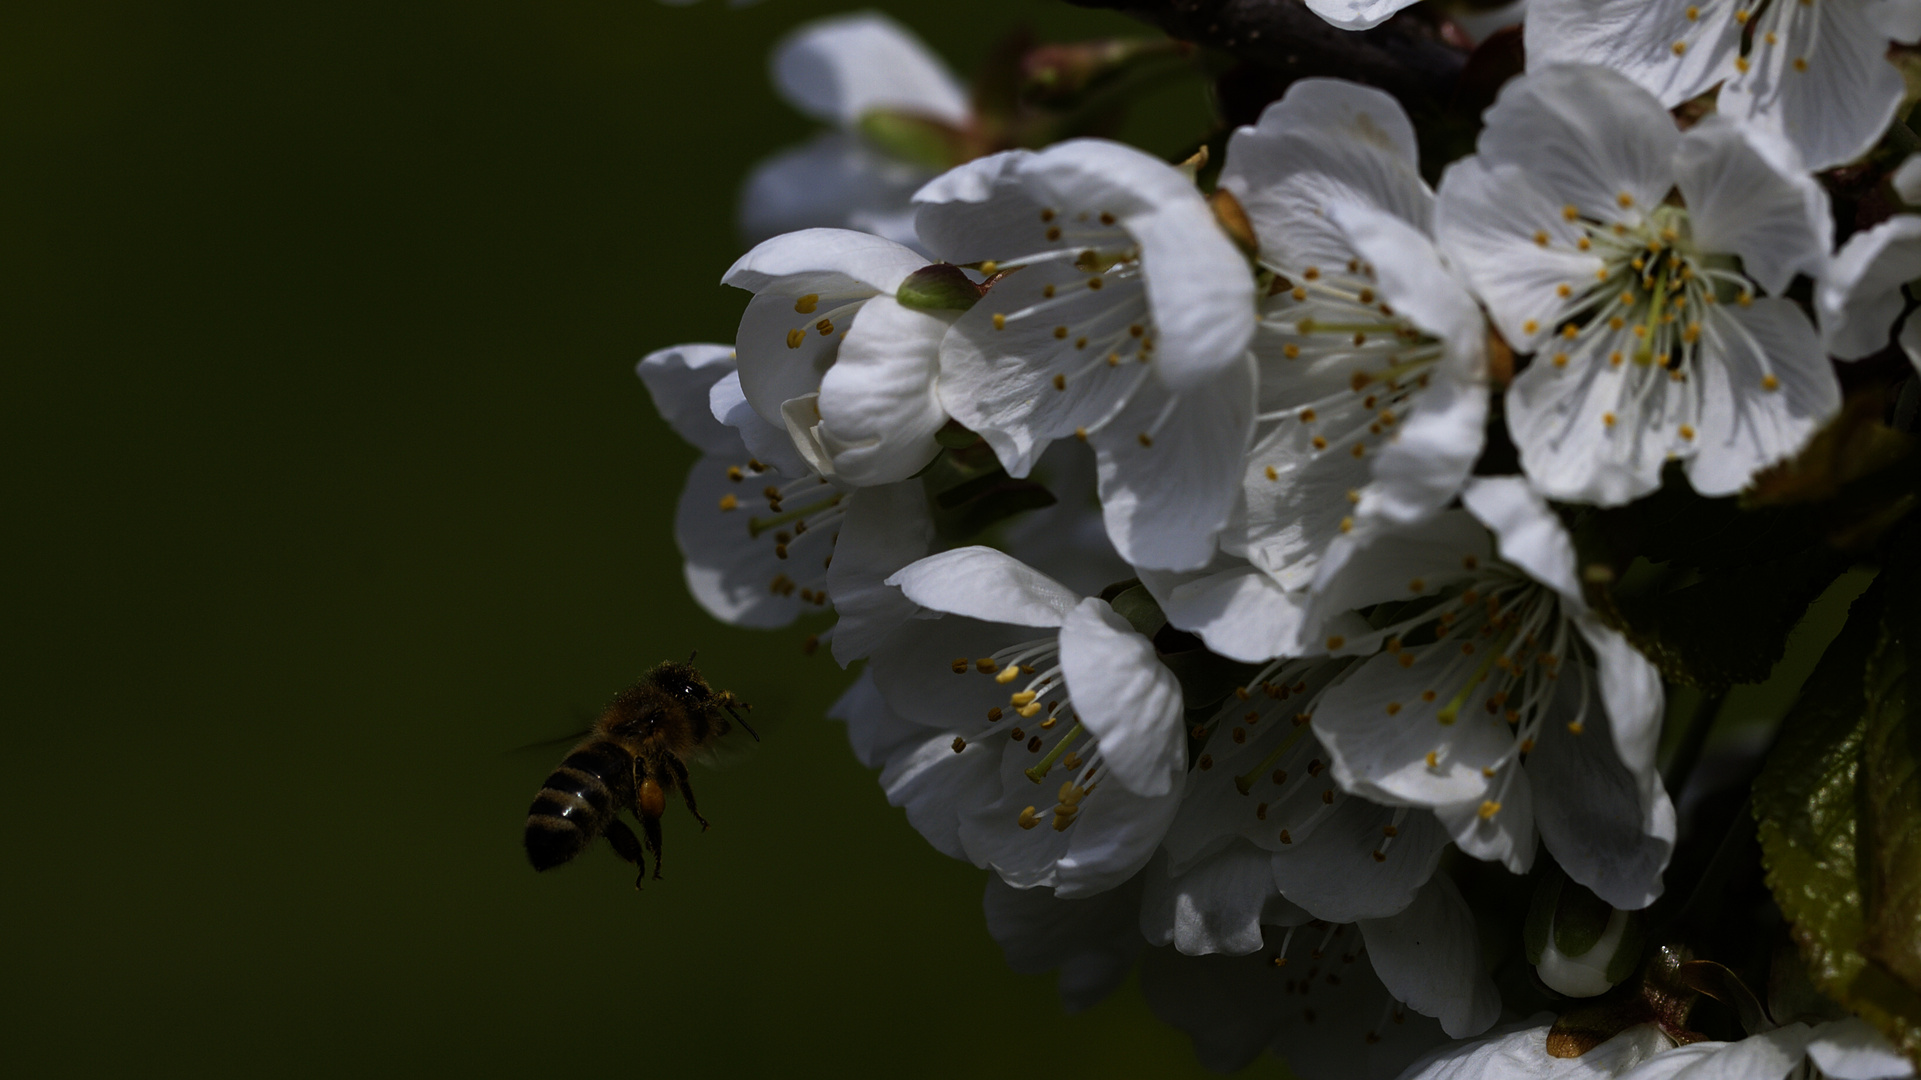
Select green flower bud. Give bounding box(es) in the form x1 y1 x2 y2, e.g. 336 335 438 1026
1524 867 1647 997
896 263 983 313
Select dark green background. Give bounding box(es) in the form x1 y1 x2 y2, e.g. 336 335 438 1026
2 2 1245 1075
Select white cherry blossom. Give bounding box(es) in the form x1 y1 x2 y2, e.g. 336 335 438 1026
1220 79 1489 590
1820 158 1921 368
1304 478 1675 910
1526 0 1921 171
1304 0 1423 31
1437 64 1840 505
916 139 1259 570
640 344 929 640
724 228 955 486
1616 1019 1915 1080
860 546 1188 896
1395 1019 1674 1080
739 12 970 247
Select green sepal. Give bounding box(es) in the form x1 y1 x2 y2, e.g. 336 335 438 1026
897 264 983 313
1552 879 1616 960
1106 584 1167 641
1603 912 1649 986
855 109 965 170
1524 868 1563 966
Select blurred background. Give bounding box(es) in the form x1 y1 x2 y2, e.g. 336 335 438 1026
0 1 1243 1075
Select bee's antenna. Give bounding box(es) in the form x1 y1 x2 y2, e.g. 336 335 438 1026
724 699 759 742
688 649 698 663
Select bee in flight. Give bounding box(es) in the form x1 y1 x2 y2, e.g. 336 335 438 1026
523 659 754 889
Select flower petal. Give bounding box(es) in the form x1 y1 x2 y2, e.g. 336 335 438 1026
879 727 1003 861
983 873 1145 1012
1473 65 1680 230
1152 564 1311 663
1686 299 1838 497
636 342 740 456
771 11 969 128
1461 477 1585 605
1219 78 1432 271
1674 116 1831 296
1270 800 1449 922
1524 0 1743 108
1719 0 1907 171
1091 356 1258 572
1820 214 1921 360
1616 1025 1813 1080
1359 875 1500 1038
738 132 931 248
1436 766 1538 875
1397 1020 1673 1080
1805 1017 1916 1080
815 295 951 484
1301 0 1420 31
708 371 812 477
1021 139 1257 387
1061 596 1186 796
826 480 935 666
1141 841 1310 956
887 546 1081 628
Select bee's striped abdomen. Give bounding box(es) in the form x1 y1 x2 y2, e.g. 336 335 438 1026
524 741 632 871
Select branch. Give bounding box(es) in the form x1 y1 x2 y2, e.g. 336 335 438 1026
1061 0 1467 112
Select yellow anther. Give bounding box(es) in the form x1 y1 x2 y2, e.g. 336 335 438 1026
992 313 1006 331
1386 702 1402 716
1339 516 1354 533
1567 721 1585 735
979 261 999 275
1523 319 1540 335
785 328 806 349
1018 703 1043 719
1042 284 1056 299
1052 374 1066 391
1478 800 1502 820
1534 230 1550 247
1679 424 1696 441
1326 635 1346 651
1018 806 1041 830
975 658 999 674
816 318 834 335
995 666 1021 685
1603 412 1617 428
718 494 738 511
1010 690 1038 707
1672 40 1688 55
794 293 820 314
1425 751 1439 768
1053 326 1069 339
951 737 966 753
1762 374 1780 391
1617 192 1635 209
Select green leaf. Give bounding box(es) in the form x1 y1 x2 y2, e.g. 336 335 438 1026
1857 548 1921 1060
1754 577 1921 1066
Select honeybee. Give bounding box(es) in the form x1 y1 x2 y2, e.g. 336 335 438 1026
523 659 755 888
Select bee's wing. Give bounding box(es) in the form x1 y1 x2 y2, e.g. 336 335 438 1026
681 725 762 771
502 727 592 759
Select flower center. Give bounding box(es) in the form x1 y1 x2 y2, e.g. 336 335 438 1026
714 468 842 605
943 634 1111 833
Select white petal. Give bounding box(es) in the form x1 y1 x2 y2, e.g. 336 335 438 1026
1523 0 1743 108
1674 116 1831 296
1904 310 1921 375
887 545 1080 627
1219 78 1432 272
725 228 928 424
1436 767 1538 874
1474 65 1680 229
1061 597 1185 797
815 295 950 484
1021 139 1257 387
636 343 740 456
1360 368 1488 529
1306 510 1495 649
868 616 1036 730
1301 0 1420 31
1155 565 1311 663
737 132 930 248
828 671 920 771
1806 1017 1917 1080
1719 0 1907 171
1877 0 1921 44
1686 300 1838 497
1435 157 1609 353
1316 642 1518 806
779 394 838 480
1091 356 1257 572
1397 1020 1674 1080
1897 154 1921 204
1141 841 1309 956
1531 620 1675 910
983 874 1145 1012
961 736 1183 897
826 480 935 666
911 149 1042 264
938 261 1151 477
1820 215 1921 360
1359 875 1500 1038
770 12 968 128
708 372 813 478
1461 477 1585 604
1270 801 1449 922
885 730 1006 862
1617 1025 1813 1080
673 455 819 627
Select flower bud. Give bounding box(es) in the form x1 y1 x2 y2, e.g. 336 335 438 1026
1524 868 1647 997
896 263 984 313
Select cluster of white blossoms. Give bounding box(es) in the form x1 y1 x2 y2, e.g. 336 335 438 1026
637 5 1921 1079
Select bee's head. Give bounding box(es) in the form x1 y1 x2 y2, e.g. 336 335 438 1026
648 659 712 706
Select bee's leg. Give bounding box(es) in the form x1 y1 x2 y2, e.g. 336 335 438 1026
664 753 710 831
636 809 665 880
604 818 646 890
